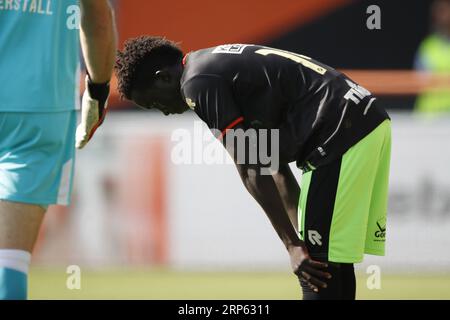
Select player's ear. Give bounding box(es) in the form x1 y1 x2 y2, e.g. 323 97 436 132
155 70 171 84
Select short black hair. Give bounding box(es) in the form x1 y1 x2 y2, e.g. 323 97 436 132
115 36 183 100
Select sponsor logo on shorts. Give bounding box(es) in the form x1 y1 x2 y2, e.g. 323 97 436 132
308 230 322 246
374 217 386 241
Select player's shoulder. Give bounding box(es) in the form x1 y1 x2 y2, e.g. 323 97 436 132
182 44 259 75
180 49 238 111
180 73 227 112
182 44 259 85
188 44 260 61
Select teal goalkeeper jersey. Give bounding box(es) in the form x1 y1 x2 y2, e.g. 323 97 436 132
0 0 80 112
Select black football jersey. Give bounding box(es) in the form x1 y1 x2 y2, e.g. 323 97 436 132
180 44 389 169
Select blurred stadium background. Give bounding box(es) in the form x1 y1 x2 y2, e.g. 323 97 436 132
30 0 450 299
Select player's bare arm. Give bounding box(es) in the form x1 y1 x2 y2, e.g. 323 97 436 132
222 126 331 292
79 0 116 82
271 164 300 233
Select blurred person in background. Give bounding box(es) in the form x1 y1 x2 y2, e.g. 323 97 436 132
0 0 116 299
116 37 391 300
414 0 450 113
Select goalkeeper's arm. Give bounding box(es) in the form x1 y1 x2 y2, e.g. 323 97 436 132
76 0 117 149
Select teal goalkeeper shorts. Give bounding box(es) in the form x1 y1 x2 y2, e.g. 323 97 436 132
298 120 391 263
0 111 76 206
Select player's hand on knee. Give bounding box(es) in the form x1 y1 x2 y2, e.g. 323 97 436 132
288 244 331 292
76 75 110 149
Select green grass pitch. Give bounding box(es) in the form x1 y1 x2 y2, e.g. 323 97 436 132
28 268 450 300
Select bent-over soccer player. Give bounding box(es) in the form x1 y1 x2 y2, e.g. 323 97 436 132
115 36 391 300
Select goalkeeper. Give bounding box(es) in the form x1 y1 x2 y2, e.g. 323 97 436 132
115 37 392 300
0 0 116 299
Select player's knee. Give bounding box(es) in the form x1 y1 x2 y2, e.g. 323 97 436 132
0 200 45 251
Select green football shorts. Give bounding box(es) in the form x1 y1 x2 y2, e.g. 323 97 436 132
298 120 391 263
